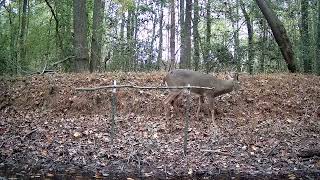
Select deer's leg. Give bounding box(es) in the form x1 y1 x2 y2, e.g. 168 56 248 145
164 91 182 107
207 97 218 128
196 95 205 120
164 91 182 131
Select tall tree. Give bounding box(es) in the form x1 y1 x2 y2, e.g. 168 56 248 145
44 0 64 57
231 0 241 72
255 0 296 73
126 6 136 71
169 0 175 70
90 0 105 72
301 0 311 73
73 0 89 72
204 0 211 73
193 0 200 71
6 3 18 73
240 1 254 74
133 2 139 71
260 19 267 73
156 0 164 70
179 0 185 68
18 0 28 73
147 10 157 70
317 0 320 75
180 0 191 69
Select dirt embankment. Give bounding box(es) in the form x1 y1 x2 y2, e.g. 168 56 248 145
1 72 319 119
0 72 320 179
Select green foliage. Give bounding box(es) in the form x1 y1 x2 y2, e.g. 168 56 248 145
114 0 135 11
0 0 318 74
138 4 155 14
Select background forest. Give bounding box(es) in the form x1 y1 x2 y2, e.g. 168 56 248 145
0 0 319 75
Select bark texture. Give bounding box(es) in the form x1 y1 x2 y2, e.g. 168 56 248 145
255 0 296 73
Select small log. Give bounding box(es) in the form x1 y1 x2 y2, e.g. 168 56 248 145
298 149 320 158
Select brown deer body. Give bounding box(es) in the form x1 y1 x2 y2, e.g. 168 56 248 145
163 69 239 127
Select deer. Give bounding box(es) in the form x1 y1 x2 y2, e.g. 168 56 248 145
163 69 239 128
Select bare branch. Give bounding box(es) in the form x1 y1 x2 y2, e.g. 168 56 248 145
76 85 215 91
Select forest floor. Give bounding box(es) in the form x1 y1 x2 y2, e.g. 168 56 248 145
0 72 320 179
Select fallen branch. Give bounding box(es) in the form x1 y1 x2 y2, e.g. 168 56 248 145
76 85 215 91
266 141 280 157
298 149 320 158
22 129 37 141
50 56 75 67
200 149 233 156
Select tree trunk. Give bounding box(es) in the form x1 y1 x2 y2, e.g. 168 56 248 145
193 0 200 71
18 0 28 73
127 11 132 42
125 10 132 71
260 19 267 73
44 0 64 57
204 0 211 73
133 3 139 71
301 0 311 73
90 0 105 72
147 12 157 70
255 0 296 73
7 3 18 74
235 0 241 72
120 13 125 40
126 8 136 71
240 1 254 74
317 0 320 75
156 0 164 70
181 0 192 69
73 0 89 72
179 0 185 68
169 0 176 71
116 13 125 70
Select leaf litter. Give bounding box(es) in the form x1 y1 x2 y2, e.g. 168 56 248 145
0 72 319 179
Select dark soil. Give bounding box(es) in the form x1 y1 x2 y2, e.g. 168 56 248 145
0 72 320 179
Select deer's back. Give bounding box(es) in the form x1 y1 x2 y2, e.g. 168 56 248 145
164 69 216 94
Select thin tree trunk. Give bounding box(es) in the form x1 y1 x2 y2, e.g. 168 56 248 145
179 0 185 68
169 0 175 71
44 0 64 56
126 10 132 71
260 19 267 73
18 0 28 73
90 0 105 72
5 3 18 73
120 13 125 40
301 0 311 73
133 2 139 71
255 0 296 72
227 0 240 71
156 1 164 70
118 13 125 70
240 1 254 74
204 0 211 73
127 11 132 42
316 0 320 75
147 12 157 70
235 0 240 72
193 0 200 71
183 0 192 69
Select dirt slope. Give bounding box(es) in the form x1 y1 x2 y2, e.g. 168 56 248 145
0 72 319 179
